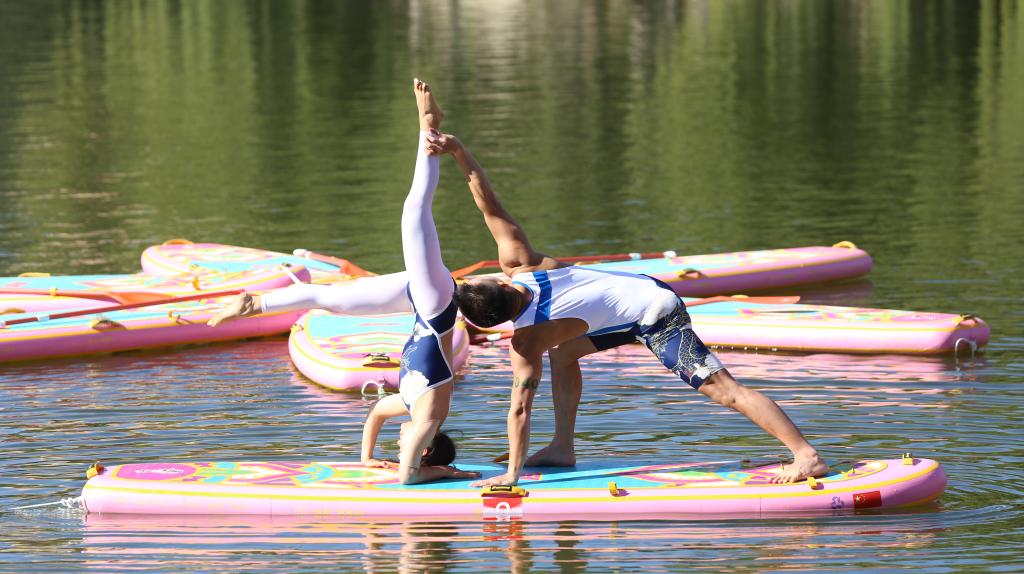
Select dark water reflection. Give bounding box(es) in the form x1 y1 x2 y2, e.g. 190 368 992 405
2 0 1023 571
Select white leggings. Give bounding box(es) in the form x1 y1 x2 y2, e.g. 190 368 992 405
262 132 453 317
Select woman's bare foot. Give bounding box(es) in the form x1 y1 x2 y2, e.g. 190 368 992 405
414 78 443 131
771 451 829 484
207 292 259 327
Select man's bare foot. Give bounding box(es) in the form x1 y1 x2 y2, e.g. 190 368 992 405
207 292 259 327
524 444 576 467
414 78 443 131
771 451 829 484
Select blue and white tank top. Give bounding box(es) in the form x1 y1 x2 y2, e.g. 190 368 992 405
511 267 669 336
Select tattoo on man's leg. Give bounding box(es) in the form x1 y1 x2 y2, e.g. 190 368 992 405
512 376 540 389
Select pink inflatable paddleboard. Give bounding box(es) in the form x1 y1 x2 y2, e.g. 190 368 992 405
142 241 871 295
81 456 945 518
0 267 313 363
472 297 989 355
685 299 989 355
465 242 872 297
289 310 471 392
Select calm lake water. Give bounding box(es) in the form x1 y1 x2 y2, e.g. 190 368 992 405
1 0 1023 571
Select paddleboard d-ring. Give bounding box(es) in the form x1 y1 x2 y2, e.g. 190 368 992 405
953 337 978 360
360 378 389 397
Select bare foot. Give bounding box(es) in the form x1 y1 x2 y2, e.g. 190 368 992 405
207 292 259 327
524 444 576 467
771 452 829 484
414 78 443 131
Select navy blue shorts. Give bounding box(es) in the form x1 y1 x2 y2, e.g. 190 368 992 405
587 278 724 389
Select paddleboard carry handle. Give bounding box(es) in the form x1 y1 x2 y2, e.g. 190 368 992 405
90 317 126 331
677 268 705 280
162 238 194 245
902 453 915 466
362 353 399 368
481 485 527 497
831 240 858 249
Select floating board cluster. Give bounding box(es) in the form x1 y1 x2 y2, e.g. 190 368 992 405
1 239 979 518
81 456 945 518
0 240 988 365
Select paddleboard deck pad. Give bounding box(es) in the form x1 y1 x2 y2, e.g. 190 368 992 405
289 310 471 392
0 266 309 313
1 294 116 314
81 456 945 518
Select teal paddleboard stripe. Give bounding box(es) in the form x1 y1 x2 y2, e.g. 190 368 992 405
305 314 413 338
181 257 339 274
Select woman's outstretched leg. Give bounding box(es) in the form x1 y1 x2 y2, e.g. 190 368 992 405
207 272 412 326
402 78 453 317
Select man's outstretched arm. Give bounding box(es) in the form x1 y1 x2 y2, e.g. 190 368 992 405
470 333 543 487
470 320 588 487
428 133 561 276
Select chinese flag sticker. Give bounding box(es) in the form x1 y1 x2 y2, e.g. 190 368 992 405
853 491 882 509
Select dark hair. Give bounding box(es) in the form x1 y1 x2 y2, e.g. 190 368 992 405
453 281 519 327
421 431 456 467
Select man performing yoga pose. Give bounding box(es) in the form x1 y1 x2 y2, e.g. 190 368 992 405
424 131 829 488
208 79 478 485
